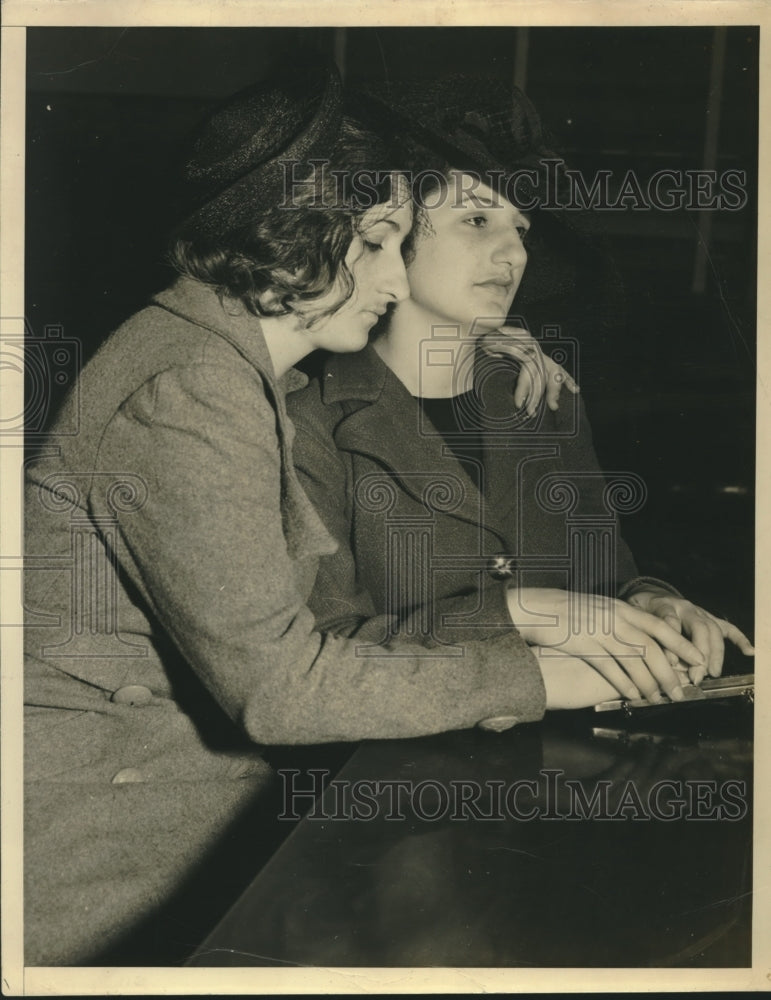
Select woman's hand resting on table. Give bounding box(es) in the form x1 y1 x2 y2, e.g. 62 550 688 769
506 587 708 704
624 587 755 684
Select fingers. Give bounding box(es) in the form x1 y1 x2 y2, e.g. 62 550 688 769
559 371 581 395
656 606 682 670
505 332 580 418
646 595 755 674
581 636 678 703
512 368 530 410
663 612 681 633
659 604 722 680
718 619 755 656
621 603 707 669
545 366 579 411
615 628 685 702
511 354 544 417
513 367 543 418
556 617 681 702
525 361 545 416
545 373 561 412
580 653 642 701
686 614 755 679
688 660 707 686
688 615 725 678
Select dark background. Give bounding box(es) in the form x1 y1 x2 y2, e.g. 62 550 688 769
25 26 757 644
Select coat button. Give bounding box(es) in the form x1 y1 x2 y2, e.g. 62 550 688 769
110 685 152 706
478 715 520 733
487 554 516 580
111 767 145 784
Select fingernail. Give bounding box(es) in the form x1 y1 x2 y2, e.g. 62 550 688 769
671 685 684 702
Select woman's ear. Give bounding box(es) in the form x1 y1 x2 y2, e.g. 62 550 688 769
256 287 285 315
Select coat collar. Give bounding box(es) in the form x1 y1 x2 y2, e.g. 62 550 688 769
151 277 308 398
320 341 389 406
317 344 564 548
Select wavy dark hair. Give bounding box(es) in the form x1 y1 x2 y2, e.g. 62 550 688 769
168 117 399 324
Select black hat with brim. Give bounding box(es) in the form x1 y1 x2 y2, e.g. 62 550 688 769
174 56 342 240
347 74 624 320
346 74 574 217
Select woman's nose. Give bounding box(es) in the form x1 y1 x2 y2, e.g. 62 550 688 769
383 252 411 303
492 230 528 268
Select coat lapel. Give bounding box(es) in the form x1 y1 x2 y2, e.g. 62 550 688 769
322 346 511 545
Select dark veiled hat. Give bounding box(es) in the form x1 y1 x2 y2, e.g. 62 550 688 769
348 73 626 326
346 74 571 214
174 56 342 240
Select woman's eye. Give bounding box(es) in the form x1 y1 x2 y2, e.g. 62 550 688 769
465 215 488 228
363 240 384 252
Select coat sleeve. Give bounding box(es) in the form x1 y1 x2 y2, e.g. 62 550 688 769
95 363 546 745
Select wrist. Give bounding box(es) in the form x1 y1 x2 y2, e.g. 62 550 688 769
505 586 557 643
617 575 683 603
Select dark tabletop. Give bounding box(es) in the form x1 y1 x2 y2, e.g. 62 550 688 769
189 694 753 968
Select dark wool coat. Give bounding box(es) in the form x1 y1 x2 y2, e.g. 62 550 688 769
288 344 662 647
24 278 546 965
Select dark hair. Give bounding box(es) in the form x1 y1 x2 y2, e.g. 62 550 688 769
167 117 397 323
398 158 452 267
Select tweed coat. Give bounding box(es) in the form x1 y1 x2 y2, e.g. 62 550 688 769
24 277 546 965
288 344 665 645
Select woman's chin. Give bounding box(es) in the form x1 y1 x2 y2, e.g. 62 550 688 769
468 315 508 336
336 330 372 354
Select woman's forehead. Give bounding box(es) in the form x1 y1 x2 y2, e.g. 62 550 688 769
443 170 513 209
360 177 413 231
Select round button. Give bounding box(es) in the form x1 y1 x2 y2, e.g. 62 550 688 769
110 685 152 707
478 715 520 733
111 767 145 784
487 554 516 580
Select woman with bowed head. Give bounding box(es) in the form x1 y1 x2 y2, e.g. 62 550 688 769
288 74 753 713
23 60 588 967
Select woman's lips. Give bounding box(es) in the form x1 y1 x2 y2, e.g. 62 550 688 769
476 279 513 297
